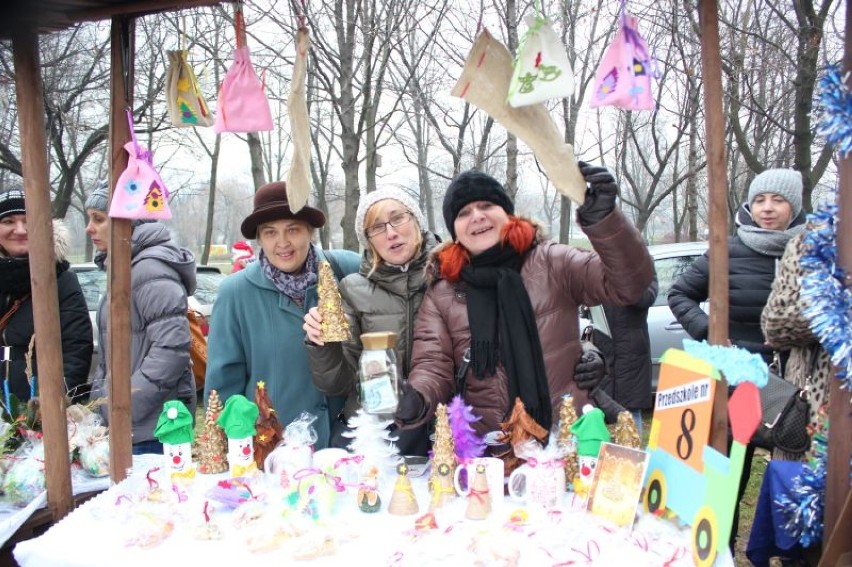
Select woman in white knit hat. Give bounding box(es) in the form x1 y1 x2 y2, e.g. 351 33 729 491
303 186 438 456
668 167 806 553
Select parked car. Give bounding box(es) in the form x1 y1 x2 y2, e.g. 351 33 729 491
71 263 226 382
585 241 709 391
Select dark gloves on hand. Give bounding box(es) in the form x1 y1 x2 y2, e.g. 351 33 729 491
574 349 606 391
576 160 619 226
394 381 426 425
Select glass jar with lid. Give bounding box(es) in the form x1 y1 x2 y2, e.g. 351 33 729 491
358 331 400 418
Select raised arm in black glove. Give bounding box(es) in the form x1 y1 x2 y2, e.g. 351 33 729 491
394 381 427 426
574 349 606 391
576 160 619 226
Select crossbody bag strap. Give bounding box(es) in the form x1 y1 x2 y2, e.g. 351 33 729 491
0 293 31 332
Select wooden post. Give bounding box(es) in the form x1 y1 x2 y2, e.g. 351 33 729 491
107 16 135 483
11 26 74 520
698 0 730 453
820 0 852 559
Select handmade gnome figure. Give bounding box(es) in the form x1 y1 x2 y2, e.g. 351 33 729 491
464 463 492 520
557 395 579 490
357 465 381 513
388 462 419 516
153 400 196 481
198 389 228 474
614 411 642 449
317 260 350 342
217 395 260 477
253 381 283 470
569 406 610 498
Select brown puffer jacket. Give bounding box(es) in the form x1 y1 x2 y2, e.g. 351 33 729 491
406 211 654 435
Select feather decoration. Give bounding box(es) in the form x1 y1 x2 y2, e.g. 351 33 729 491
448 395 486 463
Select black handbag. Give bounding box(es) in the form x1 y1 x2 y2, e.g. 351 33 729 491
752 350 814 454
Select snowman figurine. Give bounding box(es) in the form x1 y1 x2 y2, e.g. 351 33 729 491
569 405 610 498
153 400 196 481
217 394 260 477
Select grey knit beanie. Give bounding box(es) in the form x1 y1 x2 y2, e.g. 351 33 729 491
85 180 110 212
355 187 425 249
747 169 803 218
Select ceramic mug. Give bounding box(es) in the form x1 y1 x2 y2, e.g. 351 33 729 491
508 460 566 509
453 457 504 506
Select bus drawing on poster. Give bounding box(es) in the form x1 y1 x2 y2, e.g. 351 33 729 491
643 349 761 567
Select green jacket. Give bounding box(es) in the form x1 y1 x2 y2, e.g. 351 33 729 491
204 245 360 449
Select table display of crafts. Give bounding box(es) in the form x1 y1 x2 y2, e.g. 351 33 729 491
14 381 725 567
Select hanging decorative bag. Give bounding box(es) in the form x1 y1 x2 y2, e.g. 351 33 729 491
213 9 273 133
589 10 655 111
166 50 213 128
507 6 575 108
751 350 814 454
109 109 172 220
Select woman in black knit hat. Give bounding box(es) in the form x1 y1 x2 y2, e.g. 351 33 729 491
395 165 654 437
0 187 93 406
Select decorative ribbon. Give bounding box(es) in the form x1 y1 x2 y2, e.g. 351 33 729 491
146 467 160 489
570 540 600 563
170 467 196 481
292 466 347 493
468 486 489 505
229 461 257 478
526 456 565 468
394 478 417 503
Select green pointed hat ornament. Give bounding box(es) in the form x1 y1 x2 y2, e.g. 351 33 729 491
217 394 259 439
570 405 610 458
154 400 195 446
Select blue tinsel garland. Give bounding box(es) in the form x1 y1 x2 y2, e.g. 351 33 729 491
800 195 852 389
816 65 852 157
775 423 828 548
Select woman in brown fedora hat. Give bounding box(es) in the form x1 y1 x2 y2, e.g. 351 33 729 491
204 181 360 450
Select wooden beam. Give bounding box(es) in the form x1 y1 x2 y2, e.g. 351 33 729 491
698 0 730 453
73 0 226 23
107 15 134 483
11 26 73 521
821 0 852 555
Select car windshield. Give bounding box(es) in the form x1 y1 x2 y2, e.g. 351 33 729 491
194 270 225 306
73 265 224 309
75 269 107 311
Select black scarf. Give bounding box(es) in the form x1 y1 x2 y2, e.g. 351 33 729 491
460 243 552 430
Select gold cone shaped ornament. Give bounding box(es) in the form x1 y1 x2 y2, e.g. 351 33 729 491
317 261 350 342
198 390 229 474
451 29 585 203
614 411 642 449
428 404 457 493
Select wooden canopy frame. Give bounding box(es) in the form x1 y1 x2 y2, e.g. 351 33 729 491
2 0 850 562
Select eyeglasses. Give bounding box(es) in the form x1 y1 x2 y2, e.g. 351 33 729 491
365 211 414 239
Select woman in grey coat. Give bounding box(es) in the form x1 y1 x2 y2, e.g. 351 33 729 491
85 183 197 454
304 187 437 456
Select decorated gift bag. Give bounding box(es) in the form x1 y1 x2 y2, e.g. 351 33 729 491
166 50 213 128
507 12 575 108
213 9 273 133
109 110 172 220
589 13 655 111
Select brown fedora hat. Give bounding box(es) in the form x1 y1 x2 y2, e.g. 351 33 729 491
240 181 326 239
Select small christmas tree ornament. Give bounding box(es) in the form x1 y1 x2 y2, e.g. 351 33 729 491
557 395 579 489
464 463 492 520
318 260 350 342
217 395 260 477
428 403 457 491
614 411 642 449
448 395 486 463
498 397 549 476
153 400 196 481
198 389 228 474
569 406 610 498
388 462 419 516
428 463 456 512
253 381 283 470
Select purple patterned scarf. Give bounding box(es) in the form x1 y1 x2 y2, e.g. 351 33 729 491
259 246 318 308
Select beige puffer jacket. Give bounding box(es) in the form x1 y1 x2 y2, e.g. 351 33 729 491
406 211 654 435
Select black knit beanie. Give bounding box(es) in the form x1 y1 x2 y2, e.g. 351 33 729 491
442 170 515 239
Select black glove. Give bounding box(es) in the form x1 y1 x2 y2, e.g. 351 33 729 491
590 387 627 424
576 160 618 226
574 349 606 391
394 381 426 425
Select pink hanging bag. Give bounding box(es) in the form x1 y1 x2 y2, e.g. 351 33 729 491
214 11 273 133
589 13 655 111
109 110 172 220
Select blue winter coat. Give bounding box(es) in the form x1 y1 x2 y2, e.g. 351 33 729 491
204 245 360 450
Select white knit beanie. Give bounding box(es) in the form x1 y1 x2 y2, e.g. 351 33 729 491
355 187 425 249
747 169 803 218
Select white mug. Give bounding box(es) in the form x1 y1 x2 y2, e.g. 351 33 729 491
508 461 566 509
453 457 504 506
